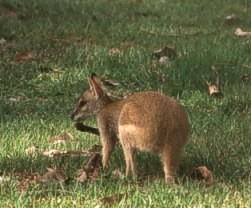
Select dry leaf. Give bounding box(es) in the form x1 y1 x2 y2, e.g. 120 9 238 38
0 6 21 18
206 81 220 96
53 68 60 78
191 166 213 186
15 172 41 191
76 170 88 183
0 38 7 46
234 28 251 37
88 144 102 153
0 175 10 182
109 47 122 57
41 168 66 183
50 132 75 145
14 52 33 63
103 79 121 87
224 15 240 25
91 167 101 181
241 74 251 82
112 169 124 180
43 149 66 157
153 46 178 60
85 153 102 172
25 146 39 157
95 193 126 208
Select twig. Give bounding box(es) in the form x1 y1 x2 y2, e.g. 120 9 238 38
140 28 217 37
212 62 251 70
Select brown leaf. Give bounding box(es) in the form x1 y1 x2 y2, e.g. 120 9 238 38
43 149 66 157
206 81 220 96
111 169 124 180
91 167 101 181
95 193 126 208
85 153 102 172
234 28 251 37
88 144 102 153
223 15 240 25
14 52 33 63
76 170 88 183
153 46 178 60
241 74 251 82
103 79 121 87
41 168 66 183
0 6 21 18
50 132 75 145
15 172 41 191
191 166 213 186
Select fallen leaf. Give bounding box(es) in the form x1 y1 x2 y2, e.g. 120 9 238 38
50 132 75 145
40 168 66 183
191 166 213 186
0 6 21 18
95 193 126 208
109 47 122 57
8 96 30 102
241 74 251 82
85 153 102 172
76 170 88 183
0 174 10 182
206 69 221 96
15 171 41 191
25 146 39 157
43 149 66 157
153 46 178 60
0 38 6 46
234 28 251 37
111 169 124 180
91 167 101 181
103 79 121 87
206 81 221 96
223 15 240 25
14 52 33 63
53 68 60 78
87 144 102 153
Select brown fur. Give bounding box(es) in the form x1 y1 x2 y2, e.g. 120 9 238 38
71 73 190 183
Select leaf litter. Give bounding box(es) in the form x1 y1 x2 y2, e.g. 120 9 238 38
50 132 76 145
234 28 251 37
191 166 213 186
14 52 34 63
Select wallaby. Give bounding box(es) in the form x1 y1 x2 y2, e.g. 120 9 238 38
71 73 190 183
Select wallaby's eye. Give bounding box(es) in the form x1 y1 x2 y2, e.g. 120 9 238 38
79 101 86 107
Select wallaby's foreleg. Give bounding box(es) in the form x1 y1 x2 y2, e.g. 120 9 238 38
74 122 100 136
101 136 116 168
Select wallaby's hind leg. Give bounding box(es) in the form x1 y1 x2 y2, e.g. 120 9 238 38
121 144 136 178
161 147 182 184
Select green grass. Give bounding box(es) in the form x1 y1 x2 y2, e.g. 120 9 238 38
1 0 251 207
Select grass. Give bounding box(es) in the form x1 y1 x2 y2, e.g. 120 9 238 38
1 0 251 207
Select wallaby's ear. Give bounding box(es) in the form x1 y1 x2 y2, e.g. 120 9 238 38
88 73 106 98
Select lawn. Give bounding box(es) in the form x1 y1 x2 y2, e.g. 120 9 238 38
0 0 251 207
